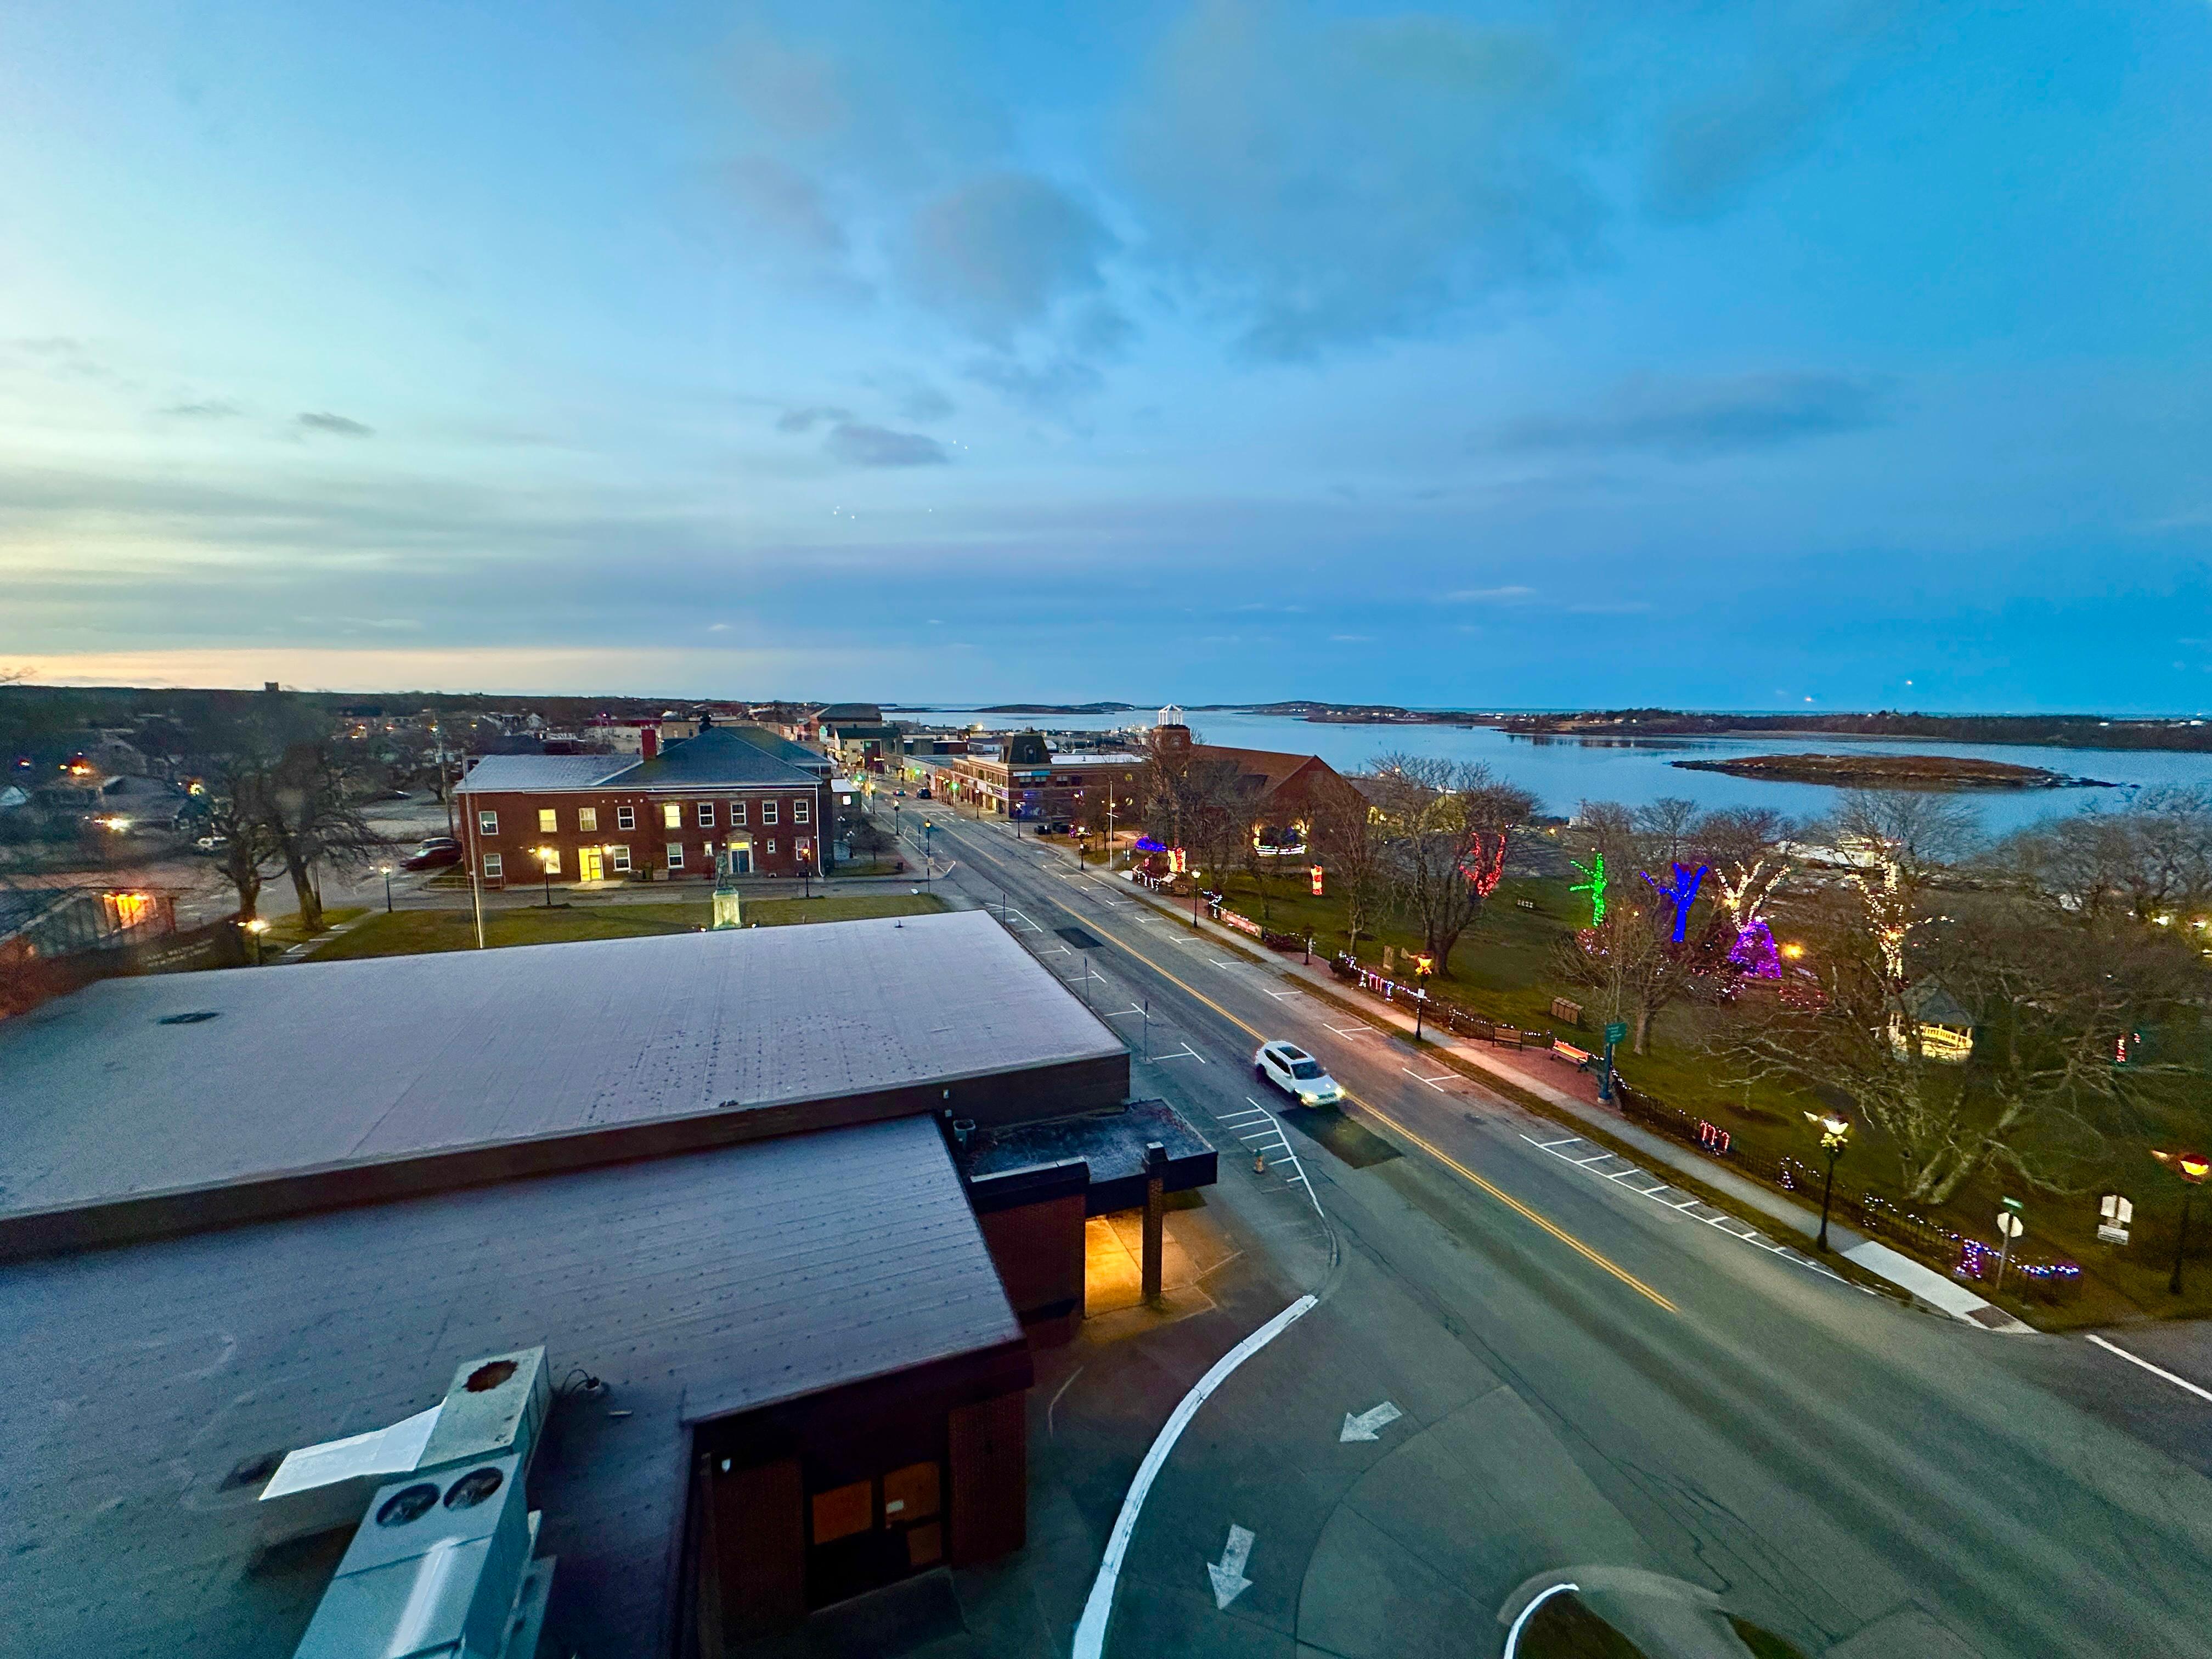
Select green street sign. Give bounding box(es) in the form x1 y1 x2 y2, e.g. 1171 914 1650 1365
1604 1022 1629 1045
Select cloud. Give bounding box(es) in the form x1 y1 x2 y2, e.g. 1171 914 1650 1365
158 399 241 419
707 622 731 632
1122 0 1600 357
965 351 1103 414
865 371 955 422
822 421 949 467
1645 2 1932 219
1447 585 1537 602
296 410 374 438
1493 372 1895 458
902 172 1115 344
775 404 849 433
724 154 870 299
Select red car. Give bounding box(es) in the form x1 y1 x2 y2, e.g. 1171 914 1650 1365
399 844 462 871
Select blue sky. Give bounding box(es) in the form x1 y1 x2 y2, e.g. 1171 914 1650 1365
4 1 2210 711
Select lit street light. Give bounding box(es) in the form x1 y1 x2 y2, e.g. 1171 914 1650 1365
2152 1148 2211 1295
1805 1111 1852 1252
243 916 270 967
378 865 394 912
534 846 556 907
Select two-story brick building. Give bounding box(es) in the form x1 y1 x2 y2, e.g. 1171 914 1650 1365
455 726 833 887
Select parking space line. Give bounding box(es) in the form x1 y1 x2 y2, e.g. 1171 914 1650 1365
1265 989 1301 999
1154 1045 1207 1064
1402 1069 1454 1091
1327 1023 1375 1037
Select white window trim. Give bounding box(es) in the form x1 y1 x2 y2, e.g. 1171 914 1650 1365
478 810 498 834
763 801 778 825
662 803 682 829
611 844 631 871
730 801 747 826
483 853 503 878
665 842 685 870
794 799 810 823
538 808 558 833
578 808 598 832
540 848 561 876
617 805 635 830
698 802 715 827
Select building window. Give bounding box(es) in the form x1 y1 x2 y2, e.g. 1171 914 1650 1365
698 802 715 827
794 798 810 824
578 807 598 832
666 842 685 870
617 805 635 831
662 803 682 830
537 808 557 833
611 844 630 872
730 800 747 826
477 810 498 835
766 839 777 855
539 848 561 876
483 853 503 879
763 800 778 826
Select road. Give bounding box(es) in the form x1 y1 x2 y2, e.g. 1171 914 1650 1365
903 809 2212 1659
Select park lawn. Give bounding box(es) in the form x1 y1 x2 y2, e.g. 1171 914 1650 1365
308 893 946 961
259 906 367 950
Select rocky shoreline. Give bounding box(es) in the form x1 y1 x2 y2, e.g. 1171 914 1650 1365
1672 752 2118 790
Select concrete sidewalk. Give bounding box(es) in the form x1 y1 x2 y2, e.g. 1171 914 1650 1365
1113 871 2031 1334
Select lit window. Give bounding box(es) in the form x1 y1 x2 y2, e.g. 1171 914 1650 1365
763 801 778 825
538 808 558 833
540 848 561 876
578 807 597 832
730 800 747 826
617 805 634 830
484 853 503 879
666 842 685 870
794 799 810 824
698 802 715 827
478 810 498 834
611 844 630 871
662 803 682 829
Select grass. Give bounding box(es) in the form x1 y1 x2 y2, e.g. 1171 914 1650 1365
257 906 367 950
307 893 947 961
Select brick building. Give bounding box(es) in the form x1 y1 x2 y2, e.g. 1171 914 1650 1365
922 731 1148 825
455 725 834 885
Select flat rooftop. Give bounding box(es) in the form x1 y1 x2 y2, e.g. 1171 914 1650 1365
0 910 1128 1255
0 1115 1023 1656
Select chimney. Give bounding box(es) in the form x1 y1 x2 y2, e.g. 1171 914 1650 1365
640 724 659 759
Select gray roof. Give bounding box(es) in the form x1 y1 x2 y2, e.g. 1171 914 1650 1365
0 911 1127 1248
723 723 832 772
0 1115 1022 1657
609 727 821 788
454 753 628 794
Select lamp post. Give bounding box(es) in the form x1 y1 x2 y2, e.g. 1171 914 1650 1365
1412 955 1435 1041
1805 1111 1852 1252
923 821 933 895
535 847 555 907
244 916 270 966
379 865 394 913
2153 1148 2211 1295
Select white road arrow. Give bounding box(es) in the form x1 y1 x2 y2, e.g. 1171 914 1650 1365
1206 1524 1255 1609
1340 1401 1403 1442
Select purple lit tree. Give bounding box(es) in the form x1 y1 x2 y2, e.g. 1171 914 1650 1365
1726 916 1783 979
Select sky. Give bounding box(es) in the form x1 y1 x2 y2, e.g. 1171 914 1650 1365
4 0 2211 712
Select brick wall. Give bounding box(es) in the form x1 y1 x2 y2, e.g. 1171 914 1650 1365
463 785 830 886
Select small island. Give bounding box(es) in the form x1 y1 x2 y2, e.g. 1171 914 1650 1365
1672 752 2117 790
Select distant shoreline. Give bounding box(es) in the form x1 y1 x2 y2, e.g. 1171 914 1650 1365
1673 752 2118 790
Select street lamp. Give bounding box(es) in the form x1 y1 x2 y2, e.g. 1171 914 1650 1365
379 864 394 913
243 916 270 966
534 846 556 907
1805 1111 1852 1252
2152 1148 2211 1295
1411 954 1435 1040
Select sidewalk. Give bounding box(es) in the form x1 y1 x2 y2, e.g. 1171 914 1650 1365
1114 873 2031 1334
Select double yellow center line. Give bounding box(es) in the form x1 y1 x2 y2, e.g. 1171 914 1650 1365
966 829 1678 1316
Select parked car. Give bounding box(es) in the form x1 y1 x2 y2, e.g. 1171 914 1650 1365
399 844 462 870
417 835 460 849
1045 820 1074 836
1252 1040 1343 1107
916 788 932 799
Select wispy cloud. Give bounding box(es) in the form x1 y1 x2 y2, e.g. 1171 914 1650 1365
159 399 242 420
776 404 849 434
296 410 374 438
1447 584 1536 602
1492 372 1895 459
823 421 949 467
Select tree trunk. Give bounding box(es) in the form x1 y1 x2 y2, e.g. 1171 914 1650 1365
229 867 262 924
1631 1004 1653 1055
287 853 323 931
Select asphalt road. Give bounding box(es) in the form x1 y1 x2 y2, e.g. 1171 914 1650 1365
906 810 2212 1659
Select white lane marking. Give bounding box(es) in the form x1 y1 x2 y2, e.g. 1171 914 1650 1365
1503 1582 1581 1658
1530 1137 1583 1149
1154 1045 1207 1064
1238 1098 1327 1221
1099 1006 1146 1019
1210 958 1241 968
1073 1295 1319 1658
1047 1365 1086 1438
1207 1524 1256 1609
1327 1023 1375 1037
1402 1068 1454 1090
1265 989 1301 999
2086 1334 2212 1403
1340 1401 1403 1442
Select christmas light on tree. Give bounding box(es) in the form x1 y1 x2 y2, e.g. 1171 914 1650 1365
1727 916 1783 979
1570 852 1607 925
1460 831 1509 896
1640 861 1709 943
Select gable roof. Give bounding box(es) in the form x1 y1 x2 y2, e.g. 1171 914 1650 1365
610 726 821 787
1188 744 1338 798
455 754 630 794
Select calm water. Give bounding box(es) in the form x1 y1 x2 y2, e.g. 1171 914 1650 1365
906 709 2212 838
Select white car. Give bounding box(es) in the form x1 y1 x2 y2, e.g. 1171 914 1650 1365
1254 1040 1342 1107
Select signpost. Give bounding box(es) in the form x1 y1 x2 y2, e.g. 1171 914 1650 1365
1995 1203 2025 1294
2098 1194 2134 1246
1599 1020 1628 1102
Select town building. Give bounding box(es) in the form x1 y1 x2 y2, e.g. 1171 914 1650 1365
1150 707 1358 850
455 725 836 884
0 912 1216 1652
919 731 1148 826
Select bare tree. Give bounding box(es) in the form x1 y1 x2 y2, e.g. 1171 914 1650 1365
263 736 385 932
1369 754 1537 974
1552 888 1703 1054
1692 806 1797 933
200 757 283 925
1312 784 1388 955
2000 788 2212 924
1633 797 1701 864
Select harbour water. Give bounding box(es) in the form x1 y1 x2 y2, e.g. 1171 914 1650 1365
907 709 2212 839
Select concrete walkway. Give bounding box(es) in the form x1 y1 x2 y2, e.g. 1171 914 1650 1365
1114 873 2031 1333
